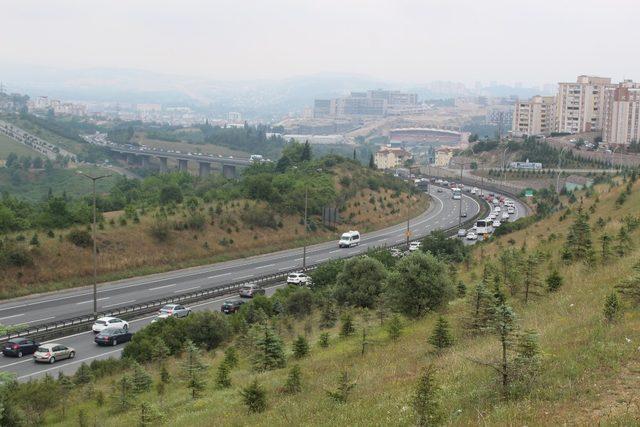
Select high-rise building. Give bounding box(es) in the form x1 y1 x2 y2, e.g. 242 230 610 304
556 75 613 133
486 106 514 133
512 95 556 136
602 80 640 146
313 90 417 118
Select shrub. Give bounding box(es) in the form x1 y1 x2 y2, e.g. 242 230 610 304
240 206 278 229
284 288 314 318
67 229 93 248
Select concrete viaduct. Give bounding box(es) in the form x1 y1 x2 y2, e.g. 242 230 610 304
106 146 251 178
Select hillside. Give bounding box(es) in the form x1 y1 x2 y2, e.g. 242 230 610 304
13 171 640 426
0 133 43 160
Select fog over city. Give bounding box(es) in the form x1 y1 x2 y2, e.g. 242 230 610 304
1 0 639 86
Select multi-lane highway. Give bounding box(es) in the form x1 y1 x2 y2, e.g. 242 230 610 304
0 186 525 380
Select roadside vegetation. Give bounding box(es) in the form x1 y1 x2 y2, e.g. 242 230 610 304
3 168 640 425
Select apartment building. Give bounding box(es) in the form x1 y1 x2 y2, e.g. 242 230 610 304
602 80 640 146
313 90 418 118
434 147 454 167
556 75 613 133
374 147 412 169
512 96 556 136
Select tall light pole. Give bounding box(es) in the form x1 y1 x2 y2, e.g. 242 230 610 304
77 171 111 318
555 147 567 193
501 147 509 189
302 186 308 270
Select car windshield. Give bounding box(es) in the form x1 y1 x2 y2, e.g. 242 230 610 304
36 347 50 353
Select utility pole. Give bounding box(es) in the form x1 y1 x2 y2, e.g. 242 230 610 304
302 186 308 270
406 203 411 247
77 171 111 318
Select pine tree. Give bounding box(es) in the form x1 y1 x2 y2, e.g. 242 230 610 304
138 401 162 426
301 141 312 161
412 365 443 427
318 332 330 348
562 206 595 265
319 302 338 328
456 281 467 297
78 409 88 427
180 340 208 399
386 314 403 341
223 346 238 368
112 374 134 411
159 364 170 385
340 312 355 337
522 252 543 304
74 362 93 385
512 330 541 395
600 233 613 262
283 364 302 394
466 282 495 333
326 370 356 403
615 226 633 257
240 379 267 413
545 269 563 292
131 362 152 393
252 324 286 371
216 362 232 389
603 291 621 322
58 374 74 417
292 335 310 359
429 316 453 350
615 268 640 303
369 153 376 169
493 302 517 398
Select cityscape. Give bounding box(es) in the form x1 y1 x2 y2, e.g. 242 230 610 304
0 1 639 426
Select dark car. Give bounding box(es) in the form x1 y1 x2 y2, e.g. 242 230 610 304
94 328 133 346
2 338 39 358
221 299 245 314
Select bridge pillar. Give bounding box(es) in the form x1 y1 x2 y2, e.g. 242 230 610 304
198 162 211 177
158 156 169 173
177 159 188 172
139 155 150 167
222 164 236 179
126 153 137 165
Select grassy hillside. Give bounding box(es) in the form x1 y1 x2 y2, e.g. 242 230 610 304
27 173 640 426
0 134 43 159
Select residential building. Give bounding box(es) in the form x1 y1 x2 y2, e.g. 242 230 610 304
313 99 332 118
228 111 242 122
556 75 613 133
602 80 640 146
512 95 556 136
313 89 418 118
434 147 454 167
374 146 412 169
486 106 514 133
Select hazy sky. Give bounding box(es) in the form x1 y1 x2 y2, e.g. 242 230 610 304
2 0 638 85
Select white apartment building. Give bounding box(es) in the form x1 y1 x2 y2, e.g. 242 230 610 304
556 75 613 133
374 147 412 170
512 95 556 136
602 80 640 146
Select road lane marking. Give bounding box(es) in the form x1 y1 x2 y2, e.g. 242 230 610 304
317 258 329 262
329 249 341 253
104 300 135 308
76 297 110 305
0 314 24 321
236 275 254 280
208 273 231 279
24 316 55 324
149 284 176 291
278 266 294 271
254 264 275 269
175 286 200 293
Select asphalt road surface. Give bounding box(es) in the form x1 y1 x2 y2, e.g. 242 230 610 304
0 186 524 380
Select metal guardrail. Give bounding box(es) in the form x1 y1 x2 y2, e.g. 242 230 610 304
0 188 492 344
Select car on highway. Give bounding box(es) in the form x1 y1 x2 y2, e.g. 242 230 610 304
94 328 133 346
2 338 40 358
158 304 191 318
466 231 478 240
338 230 360 248
461 211 467 217
33 343 75 364
457 228 467 238
494 206 501 212
507 206 515 214
502 212 510 220
221 299 245 314
286 272 311 286
492 220 502 228
239 284 266 298
436 187 443 192
389 248 404 258
92 317 129 333
408 241 422 252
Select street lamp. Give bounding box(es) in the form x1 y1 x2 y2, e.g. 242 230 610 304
77 171 111 318
501 147 509 189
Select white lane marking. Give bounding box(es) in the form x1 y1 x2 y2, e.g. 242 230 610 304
329 249 341 253
208 273 231 279
278 266 294 271
254 264 275 269
175 286 200 293
236 274 254 280
24 316 55 324
0 292 93 312
149 284 176 291
0 314 24 321
76 297 110 305
17 349 123 380
317 258 329 262
103 300 135 308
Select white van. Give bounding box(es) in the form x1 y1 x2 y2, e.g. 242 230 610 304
338 231 360 248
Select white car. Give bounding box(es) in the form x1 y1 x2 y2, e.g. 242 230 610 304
92 317 129 333
507 207 515 214
492 220 501 228
466 232 478 240
501 212 510 220
494 206 501 212
457 229 467 237
489 213 497 220
287 272 310 285
408 241 422 252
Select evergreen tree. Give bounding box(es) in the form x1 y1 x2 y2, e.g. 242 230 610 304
319 302 338 328
466 282 495 333
522 252 543 304
511 330 541 396
58 374 74 417
493 302 517 398
600 233 613 262
615 268 640 303
545 269 563 292
301 141 312 161
77 409 88 427
326 370 356 403
223 346 238 369
240 379 267 413
283 364 302 394
561 206 595 265
412 365 443 427
318 332 330 348
138 401 162 426
603 291 621 322
369 153 376 169
456 281 467 297
159 364 170 385
180 340 208 399
615 226 633 257
428 316 453 350
292 335 310 359
74 362 93 385
498 249 523 296
216 362 232 389
131 362 152 393
339 312 355 337
386 314 403 341
252 324 286 371
112 374 134 412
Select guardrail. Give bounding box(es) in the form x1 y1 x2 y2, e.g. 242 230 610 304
0 188 491 344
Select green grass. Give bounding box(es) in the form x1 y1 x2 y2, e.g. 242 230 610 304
0 165 119 202
40 178 640 425
0 133 43 159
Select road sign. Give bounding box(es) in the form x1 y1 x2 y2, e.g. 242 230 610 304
405 230 412 237
525 189 534 197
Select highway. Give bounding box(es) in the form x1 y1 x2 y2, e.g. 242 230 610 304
0 186 525 380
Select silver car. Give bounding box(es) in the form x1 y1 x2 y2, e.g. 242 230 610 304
158 304 191 318
33 343 75 364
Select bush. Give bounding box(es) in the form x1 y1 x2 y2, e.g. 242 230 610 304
284 288 314 318
67 229 93 248
334 257 387 308
240 206 278 229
